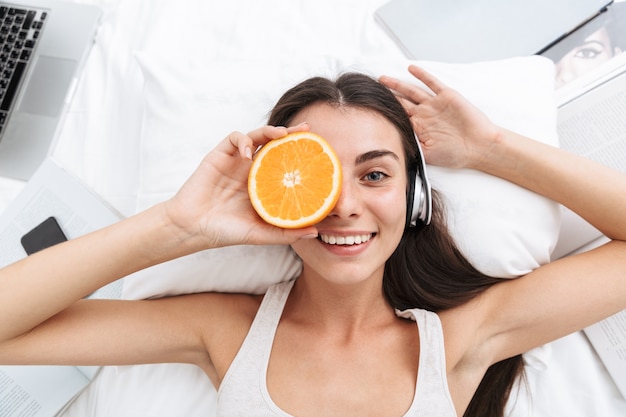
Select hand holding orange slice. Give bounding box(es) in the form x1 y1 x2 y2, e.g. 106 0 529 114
248 131 342 229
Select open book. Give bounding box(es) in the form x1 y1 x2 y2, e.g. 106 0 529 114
549 51 626 399
0 158 124 417
552 52 626 259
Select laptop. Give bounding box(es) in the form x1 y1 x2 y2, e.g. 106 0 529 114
375 0 613 63
0 0 101 180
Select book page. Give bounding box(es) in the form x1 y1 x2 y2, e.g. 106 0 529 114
550 36 626 400
551 66 626 258
585 311 626 399
557 69 626 174
0 367 89 417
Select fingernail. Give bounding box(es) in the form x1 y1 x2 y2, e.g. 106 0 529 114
245 146 252 159
301 232 318 239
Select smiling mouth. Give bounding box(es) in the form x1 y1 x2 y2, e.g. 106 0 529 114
319 233 374 246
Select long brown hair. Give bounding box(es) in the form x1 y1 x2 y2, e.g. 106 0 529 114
268 72 525 417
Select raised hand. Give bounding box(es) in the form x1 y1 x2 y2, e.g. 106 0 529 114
379 65 501 170
163 124 319 251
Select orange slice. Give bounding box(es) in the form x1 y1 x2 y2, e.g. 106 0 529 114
248 131 342 229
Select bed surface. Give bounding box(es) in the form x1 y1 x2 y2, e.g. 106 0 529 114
0 0 625 415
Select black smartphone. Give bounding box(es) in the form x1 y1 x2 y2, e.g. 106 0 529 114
20 216 68 255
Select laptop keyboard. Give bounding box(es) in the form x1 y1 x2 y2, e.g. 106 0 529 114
0 5 47 136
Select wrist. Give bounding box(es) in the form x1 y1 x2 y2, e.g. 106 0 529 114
466 125 507 172
471 127 548 182
149 201 209 262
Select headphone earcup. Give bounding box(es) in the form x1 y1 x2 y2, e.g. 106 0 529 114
407 165 432 227
410 136 432 226
405 165 418 228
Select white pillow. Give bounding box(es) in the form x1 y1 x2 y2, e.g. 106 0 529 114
123 54 560 300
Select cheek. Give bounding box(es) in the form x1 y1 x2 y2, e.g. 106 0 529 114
574 55 609 74
371 186 407 233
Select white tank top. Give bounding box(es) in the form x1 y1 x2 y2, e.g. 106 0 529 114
216 280 458 417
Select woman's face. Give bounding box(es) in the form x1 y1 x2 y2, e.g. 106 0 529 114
555 27 621 88
289 103 408 287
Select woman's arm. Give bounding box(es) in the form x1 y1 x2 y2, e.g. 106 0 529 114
380 66 626 362
472 128 626 241
0 125 316 366
380 65 626 239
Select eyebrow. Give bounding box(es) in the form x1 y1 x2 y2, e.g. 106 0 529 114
355 149 400 165
580 40 606 49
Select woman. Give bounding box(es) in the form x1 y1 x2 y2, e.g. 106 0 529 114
553 24 622 87
545 2 626 87
1 66 625 417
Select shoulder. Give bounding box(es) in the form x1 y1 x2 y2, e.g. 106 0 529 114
173 291 262 347
183 291 263 381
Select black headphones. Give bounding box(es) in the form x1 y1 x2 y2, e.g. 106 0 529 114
406 135 432 228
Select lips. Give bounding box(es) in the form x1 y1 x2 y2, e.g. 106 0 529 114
319 233 373 245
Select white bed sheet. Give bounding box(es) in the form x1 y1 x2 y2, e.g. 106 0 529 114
0 0 624 415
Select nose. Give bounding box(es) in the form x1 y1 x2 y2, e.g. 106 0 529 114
555 68 574 88
328 178 363 220
555 60 575 88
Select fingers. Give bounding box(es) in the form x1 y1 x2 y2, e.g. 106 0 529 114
380 74 432 105
285 122 310 134
247 122 309 145
407 65 445 94
379 65 447 105
219 122 310 160
221 131 256 159
393 96 418 126
278 226 319 244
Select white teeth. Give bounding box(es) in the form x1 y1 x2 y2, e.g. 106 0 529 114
320 233 372 246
